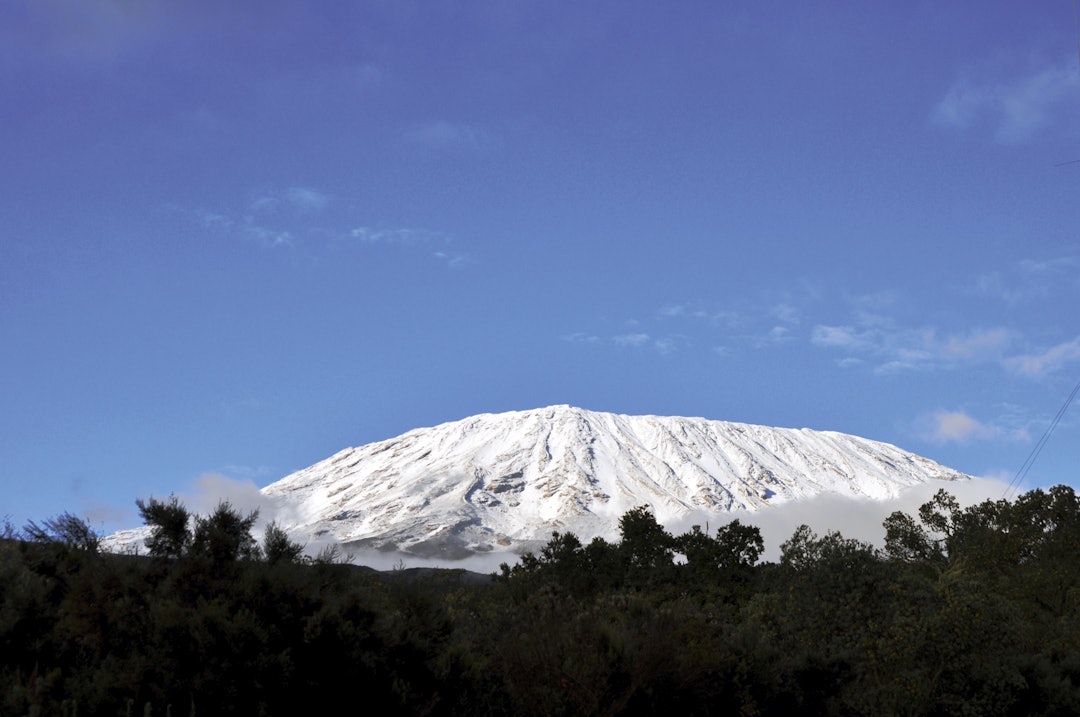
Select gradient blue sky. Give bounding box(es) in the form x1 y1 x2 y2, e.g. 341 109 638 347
3 1 1080 535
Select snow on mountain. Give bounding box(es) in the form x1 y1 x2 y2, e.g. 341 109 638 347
260 405 969 559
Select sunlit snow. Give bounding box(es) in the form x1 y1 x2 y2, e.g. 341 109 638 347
257 405 968 559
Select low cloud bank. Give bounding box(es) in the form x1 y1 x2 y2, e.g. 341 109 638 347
132 474 1013 572
668 477 1011 562
168 474 515 575
339 548 516 575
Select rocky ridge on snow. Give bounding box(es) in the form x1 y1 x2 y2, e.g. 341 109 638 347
259 405 969 558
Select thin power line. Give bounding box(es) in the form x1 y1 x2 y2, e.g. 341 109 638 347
1005 378 1080 499
1019 4 1080 495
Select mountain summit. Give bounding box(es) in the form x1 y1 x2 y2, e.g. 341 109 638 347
262 406 968 559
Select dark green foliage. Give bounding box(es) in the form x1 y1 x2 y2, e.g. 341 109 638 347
618 505 674 572
677 520 762 573
263 520 305 565
136 495 191 559
778 523 878 572
883 509 940 564
5 488 1080 715
22 511 100 553
673 520 763 603
189 501 260 563
498 531 611 600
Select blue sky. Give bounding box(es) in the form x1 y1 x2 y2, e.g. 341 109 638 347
3 1 1080 536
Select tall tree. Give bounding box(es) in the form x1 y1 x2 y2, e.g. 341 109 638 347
190 501 260 563
618 506 673 570
136 495 191 558
263 521 305 565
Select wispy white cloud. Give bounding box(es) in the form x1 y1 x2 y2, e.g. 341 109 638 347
405 121 497 151
941 328 1013 360
933 81 987 128
770 303 801 325
975 256 1078 304
613 333 651 347
562 332 602 345
285 186 330 213
811 324 870 351
183 473 269 518
198 211 232 229
1019 256 1078 277
653 338 679 355
768 326 791 341
350 227 439 246
433 250 474 269
81 501 132 529
243 224 293 248
710 310 744 328
657 303 712 321
350 227 473 267
198 187 334 248
875 353 935 375
659 291 816 332
579 278 1073 379
654 295 815 352
924 410 1000 444
194 190 472 266
919 407 1031 446
564 331 683 354
813 319 1018 373
567 292 818 360
812 290 1019 373
814 297 1080 380
200 209 293 247
933 61 1080 142
1004 337 1080 377
251 187 331 215
249 196 279 213
753 325 795 349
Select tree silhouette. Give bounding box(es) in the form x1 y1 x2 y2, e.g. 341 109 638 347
263 521 305 565
190 501 260 563
136 495 191 558
22 512 100 553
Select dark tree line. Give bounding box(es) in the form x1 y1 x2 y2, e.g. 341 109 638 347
3 487 1080 715
134 496 303 565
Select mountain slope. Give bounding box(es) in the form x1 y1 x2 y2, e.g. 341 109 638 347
262 405 968 558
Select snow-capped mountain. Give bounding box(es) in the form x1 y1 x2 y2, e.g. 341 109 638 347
261 405 968 559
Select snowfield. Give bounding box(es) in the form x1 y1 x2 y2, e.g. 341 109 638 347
256 405 968 559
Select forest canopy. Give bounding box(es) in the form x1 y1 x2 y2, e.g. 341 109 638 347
2 486 1079 715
